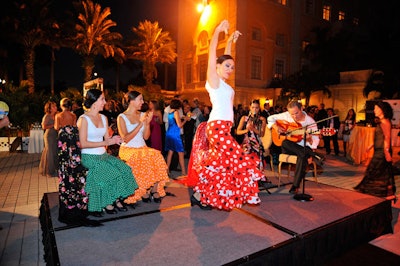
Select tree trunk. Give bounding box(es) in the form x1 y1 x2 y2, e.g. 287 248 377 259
25 48 35 94
50 48 55 95
83 56 95 82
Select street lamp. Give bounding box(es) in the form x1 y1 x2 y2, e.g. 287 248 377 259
197 0 209 13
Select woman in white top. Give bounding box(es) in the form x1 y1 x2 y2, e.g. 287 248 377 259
77 89 137 216
189 20 264 211
118 91 169 204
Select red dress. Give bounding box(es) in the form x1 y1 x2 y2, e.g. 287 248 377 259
188 120 263 211
149 116 162 151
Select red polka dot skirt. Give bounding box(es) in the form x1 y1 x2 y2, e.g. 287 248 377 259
194 120 262 210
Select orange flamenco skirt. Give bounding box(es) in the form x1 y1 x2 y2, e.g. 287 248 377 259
185 121 263 211
119 146 169 204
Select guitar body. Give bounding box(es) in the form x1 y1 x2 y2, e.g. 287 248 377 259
271 120 304 146
271 120 325 146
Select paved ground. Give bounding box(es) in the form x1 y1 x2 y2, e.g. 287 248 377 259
0 150 399 265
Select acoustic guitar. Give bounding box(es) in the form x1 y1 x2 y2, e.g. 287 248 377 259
271 120 336 146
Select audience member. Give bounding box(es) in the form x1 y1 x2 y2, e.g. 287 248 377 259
323 108 340 155
260 102 270 119
165 99 189 176
183 103 196 158
314 103 328 129
342 108 356 156
0 115 9 128
72 99 84 119
39 101 58 177
54 98 76 131
148 99 163 151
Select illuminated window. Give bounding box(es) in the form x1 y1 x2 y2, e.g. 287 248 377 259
185 63 192 84
251 55 262 80
275 0 287 6
339 11 345 21
323 5 331 21
275 59 285 79
305 0 315 15
252 27 262 41
198 55 207 82
198 31 209 49
276 33 285 47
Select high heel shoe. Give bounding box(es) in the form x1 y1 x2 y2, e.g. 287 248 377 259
104 205 117 214
190 195 212 210
142 194 151 203
151 192 162 203
113 200 128 212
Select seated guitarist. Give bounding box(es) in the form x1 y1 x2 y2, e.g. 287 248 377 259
267 101 324 194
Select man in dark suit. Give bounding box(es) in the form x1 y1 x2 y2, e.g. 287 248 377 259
260 102 270 119
323 108 340 155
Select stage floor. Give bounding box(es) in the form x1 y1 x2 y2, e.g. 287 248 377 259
40 182 393 265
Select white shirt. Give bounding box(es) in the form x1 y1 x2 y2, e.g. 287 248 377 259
119 113 146 148
206 79 234 122
267 111 320 149
80 114 107 155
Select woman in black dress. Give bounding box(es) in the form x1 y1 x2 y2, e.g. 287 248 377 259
354 101 396 202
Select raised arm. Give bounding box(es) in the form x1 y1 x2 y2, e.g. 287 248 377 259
207 20 229 89
225 30 242 55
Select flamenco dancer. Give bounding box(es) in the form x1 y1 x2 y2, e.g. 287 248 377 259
189 20 264 211
354 101 396 202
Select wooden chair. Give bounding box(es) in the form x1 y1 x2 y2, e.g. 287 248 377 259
277 153 318 187
260 125 274 172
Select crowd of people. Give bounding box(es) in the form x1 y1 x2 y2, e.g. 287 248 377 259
31 20 396 226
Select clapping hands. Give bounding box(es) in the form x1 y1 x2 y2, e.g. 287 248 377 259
141 111 153 124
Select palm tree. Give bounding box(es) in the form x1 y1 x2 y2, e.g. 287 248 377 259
126 20 177 94
1 0 60 94
72 0 125 82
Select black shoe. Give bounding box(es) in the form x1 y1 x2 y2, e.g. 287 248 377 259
113 201 128 212
289 186 299 194
190 195 212 210
142 194 151 203
126 203 138 209
151 192 162 203
104 206 117 214
89 211 103 217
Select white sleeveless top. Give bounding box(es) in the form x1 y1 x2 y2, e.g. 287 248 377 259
206 79 234 122
80 114 107 155
119 113 146 148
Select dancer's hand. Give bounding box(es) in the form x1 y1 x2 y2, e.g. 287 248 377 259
229 30 242 43
216 20 229 35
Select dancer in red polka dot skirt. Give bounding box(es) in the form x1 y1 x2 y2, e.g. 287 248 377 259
190 20 263 211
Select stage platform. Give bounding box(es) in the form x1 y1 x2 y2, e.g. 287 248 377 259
39 182 393 265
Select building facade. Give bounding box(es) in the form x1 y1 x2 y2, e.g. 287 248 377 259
175 0 367 121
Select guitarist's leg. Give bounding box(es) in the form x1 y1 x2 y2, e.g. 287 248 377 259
282 140 307 192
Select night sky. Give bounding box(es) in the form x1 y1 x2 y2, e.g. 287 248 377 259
36 0 179 91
